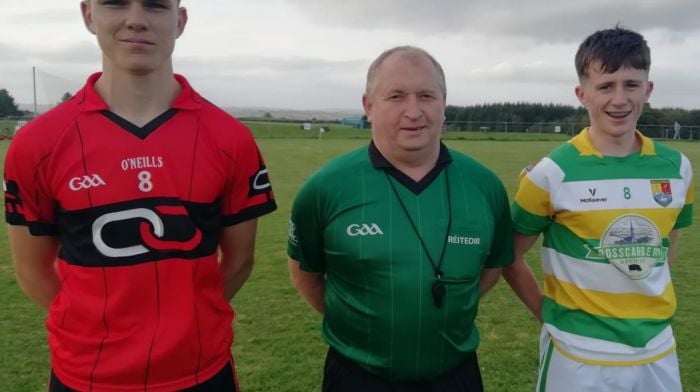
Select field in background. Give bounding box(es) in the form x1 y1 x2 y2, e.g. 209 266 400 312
0 127 698 391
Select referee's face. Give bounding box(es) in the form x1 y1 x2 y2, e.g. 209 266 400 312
363 52 446 162
81 0 187 76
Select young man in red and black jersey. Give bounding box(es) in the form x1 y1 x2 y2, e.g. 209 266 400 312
3 1 276 391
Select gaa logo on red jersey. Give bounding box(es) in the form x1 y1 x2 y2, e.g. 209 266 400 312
69 174 106 191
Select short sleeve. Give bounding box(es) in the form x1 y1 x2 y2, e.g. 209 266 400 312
485 177 514 268
511 158 557 236
287 174 326 273
220 126 277 226
3 135 57 235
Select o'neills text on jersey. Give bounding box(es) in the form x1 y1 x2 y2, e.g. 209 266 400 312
448 235 481 245
121 156 164 171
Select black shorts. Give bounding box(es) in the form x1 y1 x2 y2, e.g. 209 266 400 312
48 359 239 392
322 348 484 392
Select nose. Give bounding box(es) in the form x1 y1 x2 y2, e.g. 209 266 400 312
125 3 148 31
611 85 627 107
403 94 423 120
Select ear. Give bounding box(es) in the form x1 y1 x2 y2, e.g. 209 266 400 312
362 94 373 123
176 7 188 38
644 80 654 101
574 84 586 107
80 1 96 35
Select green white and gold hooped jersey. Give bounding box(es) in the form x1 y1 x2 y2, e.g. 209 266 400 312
512 129 694 365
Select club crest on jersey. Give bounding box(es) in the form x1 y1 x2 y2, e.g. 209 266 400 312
650 179 672 207
583 214 667 280
288 221 298 245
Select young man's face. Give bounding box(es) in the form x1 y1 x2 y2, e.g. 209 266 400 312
81 0 187 76
576 61 653 140
363 52 446 159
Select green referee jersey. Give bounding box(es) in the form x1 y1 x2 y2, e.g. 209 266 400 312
288 142 514 381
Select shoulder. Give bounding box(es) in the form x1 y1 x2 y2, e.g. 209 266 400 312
448 149 502 184
9 99 82 157
313 146 370 179
300 146 371 191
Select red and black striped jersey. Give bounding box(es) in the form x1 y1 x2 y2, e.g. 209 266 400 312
3 73 276 391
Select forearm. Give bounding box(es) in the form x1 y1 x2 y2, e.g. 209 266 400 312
15 261 61 310
288 259 325 313
503 260 543 322
8 226 61 310
220 256 254 301
218 220 258 301
479 267 502 297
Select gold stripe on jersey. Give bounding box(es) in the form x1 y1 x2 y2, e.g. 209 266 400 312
515 176 552 217
555 208 681 239
543 274 676 320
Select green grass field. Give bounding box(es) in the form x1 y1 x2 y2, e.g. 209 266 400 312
1 128 698 391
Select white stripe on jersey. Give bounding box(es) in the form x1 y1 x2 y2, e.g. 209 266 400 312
553 178 688 212
541 247 671 296
525 157 564 192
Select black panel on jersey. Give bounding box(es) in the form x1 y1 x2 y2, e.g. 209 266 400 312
222 201 278 226
100 109 178 139
368 141 453 194
56 197 220 267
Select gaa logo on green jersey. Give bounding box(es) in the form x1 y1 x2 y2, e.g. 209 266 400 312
346 223 384 236
584 214 667 280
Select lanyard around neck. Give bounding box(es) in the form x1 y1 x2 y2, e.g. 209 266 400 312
384 167 452 280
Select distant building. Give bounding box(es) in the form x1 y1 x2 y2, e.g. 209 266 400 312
14 120 29 134
341 117 367 128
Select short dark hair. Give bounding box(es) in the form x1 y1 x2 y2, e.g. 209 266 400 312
575 25 650 78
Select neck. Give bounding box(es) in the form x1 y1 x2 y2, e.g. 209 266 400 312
375 141 440 181
587 127 641 157
95 64 180 127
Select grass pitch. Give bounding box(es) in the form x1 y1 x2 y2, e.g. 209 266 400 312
0 128 698 391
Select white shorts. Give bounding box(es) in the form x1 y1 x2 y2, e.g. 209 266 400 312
536 330 682 392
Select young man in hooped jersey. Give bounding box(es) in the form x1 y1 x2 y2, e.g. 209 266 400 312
504 26 694 392
288 46 514 391
3 1 276 391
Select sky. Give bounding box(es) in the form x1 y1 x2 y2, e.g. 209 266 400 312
1 0 698 112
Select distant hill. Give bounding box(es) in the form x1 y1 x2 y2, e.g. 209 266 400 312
222 107 363 122
19 103 363 122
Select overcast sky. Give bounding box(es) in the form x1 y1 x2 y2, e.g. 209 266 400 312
1 0 698 112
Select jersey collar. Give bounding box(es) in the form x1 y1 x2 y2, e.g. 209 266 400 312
369 141 453 194
76 72 204 112
571 128 656 158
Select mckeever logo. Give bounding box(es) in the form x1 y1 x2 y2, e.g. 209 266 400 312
346 223 384 236
580 188 607 204
448 235 481 245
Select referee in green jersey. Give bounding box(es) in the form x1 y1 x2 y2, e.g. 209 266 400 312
287 46 515 391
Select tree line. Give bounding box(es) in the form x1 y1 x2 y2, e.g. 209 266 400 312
445 102 700 128
2 86 698 128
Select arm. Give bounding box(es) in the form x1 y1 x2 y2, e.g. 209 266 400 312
288 257 325 314
667 229 681 266
219 219 258 301
479 267 502 297
502 232 543 322
8 225 61 310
